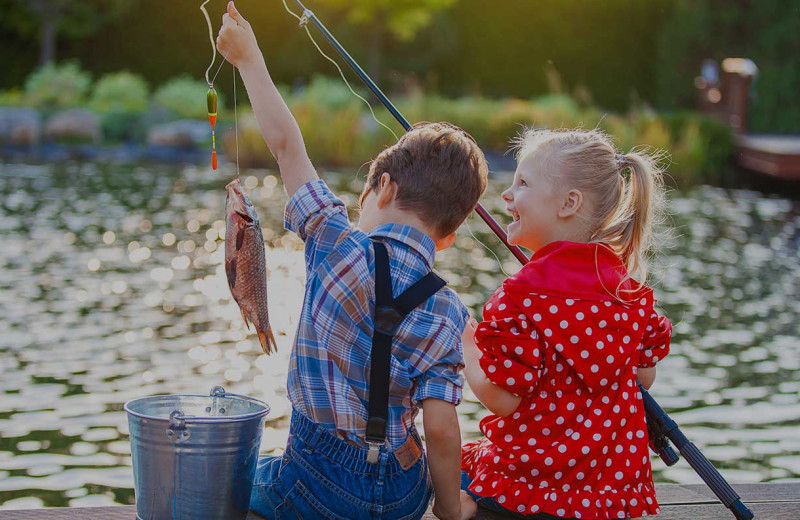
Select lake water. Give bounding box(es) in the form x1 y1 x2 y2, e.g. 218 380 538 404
0 162 798 509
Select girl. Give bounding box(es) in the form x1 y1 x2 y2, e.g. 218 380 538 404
459 129 672 520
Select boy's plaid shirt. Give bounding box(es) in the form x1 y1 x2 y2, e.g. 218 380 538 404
283 180 467 450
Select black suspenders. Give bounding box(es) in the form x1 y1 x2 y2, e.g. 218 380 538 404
365 240 446 463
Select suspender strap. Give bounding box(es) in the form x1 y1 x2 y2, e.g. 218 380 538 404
365 241 446 459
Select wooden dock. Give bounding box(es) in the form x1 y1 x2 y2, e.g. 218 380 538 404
736 134 800 180
0 483 796 519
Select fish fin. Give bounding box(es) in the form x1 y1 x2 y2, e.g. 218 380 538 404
240 309 251 329
257 327 278 355
236 227 245 251
225 258 236 289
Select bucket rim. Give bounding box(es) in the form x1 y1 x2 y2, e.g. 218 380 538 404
123 392 270 423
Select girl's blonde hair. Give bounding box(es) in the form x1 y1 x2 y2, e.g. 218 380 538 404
513 128 668 286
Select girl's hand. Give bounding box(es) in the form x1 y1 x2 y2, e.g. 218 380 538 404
217 1 262 69
461 318 480 364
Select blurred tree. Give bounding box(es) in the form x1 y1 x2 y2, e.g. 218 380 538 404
316 0 460 82
11 0 135 66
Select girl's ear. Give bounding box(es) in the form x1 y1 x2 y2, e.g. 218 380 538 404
558 189 583 218
376 172 398 209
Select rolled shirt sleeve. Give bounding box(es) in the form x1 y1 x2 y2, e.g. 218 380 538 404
284 179 353 273
412 306 468 406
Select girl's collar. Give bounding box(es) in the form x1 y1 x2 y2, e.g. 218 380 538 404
504 241 652 302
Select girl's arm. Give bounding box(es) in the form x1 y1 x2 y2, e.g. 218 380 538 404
638 366 657 389
462 319 522 417
217 1 317 197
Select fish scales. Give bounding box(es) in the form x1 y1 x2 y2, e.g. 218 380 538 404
224 178 277 354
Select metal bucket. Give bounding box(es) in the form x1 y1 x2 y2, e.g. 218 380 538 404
124 386 270 520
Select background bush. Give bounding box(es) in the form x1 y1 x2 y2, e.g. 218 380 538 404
23 61 91 109
90 71 149 113
153 76 222 120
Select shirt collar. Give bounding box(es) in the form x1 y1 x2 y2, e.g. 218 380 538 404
504 241 652 301
368 223 436 270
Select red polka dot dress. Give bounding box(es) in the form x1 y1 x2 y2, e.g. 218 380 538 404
462 241 672 519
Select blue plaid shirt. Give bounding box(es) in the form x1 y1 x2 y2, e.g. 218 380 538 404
284 180 467 450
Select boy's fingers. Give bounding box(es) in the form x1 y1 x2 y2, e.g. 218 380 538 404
227 0 247 25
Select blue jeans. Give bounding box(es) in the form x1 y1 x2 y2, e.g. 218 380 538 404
460 471 572 520
250 410 432 520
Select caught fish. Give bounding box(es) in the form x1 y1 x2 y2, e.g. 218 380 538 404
225 178 277 354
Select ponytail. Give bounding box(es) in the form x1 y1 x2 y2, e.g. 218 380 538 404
594 148 667 284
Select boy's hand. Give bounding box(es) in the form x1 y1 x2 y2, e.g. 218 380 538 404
217 1 262 69
459 490 478 520
461 318 480 365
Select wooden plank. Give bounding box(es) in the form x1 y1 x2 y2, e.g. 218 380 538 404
676 482 800 503
0 507 136 520
1 483 795 520
658 502 800 520
736 135 800 155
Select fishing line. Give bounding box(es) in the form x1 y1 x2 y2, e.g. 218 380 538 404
234 66 240 177
200 0 217 86
201 0 239 175
464 216 511 278
280 0 399 141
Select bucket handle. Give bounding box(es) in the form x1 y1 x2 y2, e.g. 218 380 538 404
209 386 270 409
167 410 191 439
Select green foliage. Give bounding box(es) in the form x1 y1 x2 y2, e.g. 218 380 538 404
99 111 144 143
303 75 365 111
0 88 24 107
90 71 149 113
153 76 221 120
23 61 91 109
318 0 458 42
656 0 800 133
662 111 733 185
229 77 729 188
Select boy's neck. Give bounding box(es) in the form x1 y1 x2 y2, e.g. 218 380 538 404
358 207 447 251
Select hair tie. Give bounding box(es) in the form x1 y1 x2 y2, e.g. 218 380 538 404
615 153 627 170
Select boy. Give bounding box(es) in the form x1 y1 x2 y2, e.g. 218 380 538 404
217 3 487 519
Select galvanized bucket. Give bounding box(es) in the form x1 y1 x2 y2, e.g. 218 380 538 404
124 386 270 520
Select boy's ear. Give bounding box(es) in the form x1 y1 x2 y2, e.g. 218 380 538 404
376 172 397 209
435 231 457 251
558 189 583 218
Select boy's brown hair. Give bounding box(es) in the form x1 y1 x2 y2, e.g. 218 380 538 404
362 122 489 238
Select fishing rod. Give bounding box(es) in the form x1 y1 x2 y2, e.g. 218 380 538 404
290 3 753 519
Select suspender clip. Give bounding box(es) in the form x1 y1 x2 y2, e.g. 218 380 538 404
366 441 381 464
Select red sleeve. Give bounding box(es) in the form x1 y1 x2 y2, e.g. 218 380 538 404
474 292 543 397
639 308 672 368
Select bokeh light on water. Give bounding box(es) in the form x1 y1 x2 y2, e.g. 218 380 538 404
0 162 798 508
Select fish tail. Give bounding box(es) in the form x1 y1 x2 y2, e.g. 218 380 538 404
257 327 278 355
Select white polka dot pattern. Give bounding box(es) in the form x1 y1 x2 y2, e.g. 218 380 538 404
463 242 670 520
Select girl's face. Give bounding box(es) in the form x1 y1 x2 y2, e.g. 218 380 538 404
501 152 564 252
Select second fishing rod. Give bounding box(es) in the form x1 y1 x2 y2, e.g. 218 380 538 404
289 2 753 519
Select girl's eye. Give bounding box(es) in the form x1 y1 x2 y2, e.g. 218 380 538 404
519 179 527 187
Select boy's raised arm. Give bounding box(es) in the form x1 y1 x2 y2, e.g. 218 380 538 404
217 1 317 197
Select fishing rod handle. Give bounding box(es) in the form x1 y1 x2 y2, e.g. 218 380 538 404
680 442 754 519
